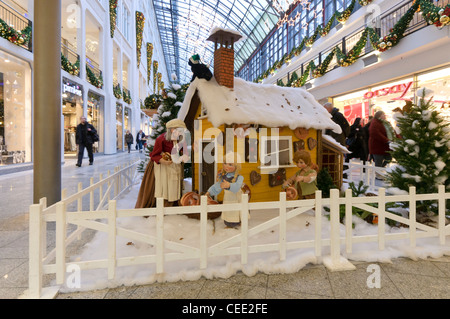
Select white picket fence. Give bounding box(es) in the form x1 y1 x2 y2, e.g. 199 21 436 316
343 159 395 193
26 159 450 298
26 160 140 298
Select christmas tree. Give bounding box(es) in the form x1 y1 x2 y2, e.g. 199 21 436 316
138 74 189 173
386 87 450 215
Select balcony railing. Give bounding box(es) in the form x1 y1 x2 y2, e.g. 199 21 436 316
0 0 32 51
276 0 450 86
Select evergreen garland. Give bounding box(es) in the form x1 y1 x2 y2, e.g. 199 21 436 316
109 0 118 38
136 11 145 68
147 43 153 84
113 83 122 99
255 0 449 85
123 88 132 104
86 66 103 89
61 53 80 76
312 48 336 78
335 27 371 67
0 19 32 48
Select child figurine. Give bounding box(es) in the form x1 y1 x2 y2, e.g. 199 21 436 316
282 150 318 200
206 152 245 228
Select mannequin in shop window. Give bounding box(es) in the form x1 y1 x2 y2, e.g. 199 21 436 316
75 116 98 167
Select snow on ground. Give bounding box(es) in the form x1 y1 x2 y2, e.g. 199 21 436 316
61 177 450 293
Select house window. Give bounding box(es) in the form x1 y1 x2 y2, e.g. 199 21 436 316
260 136 293 169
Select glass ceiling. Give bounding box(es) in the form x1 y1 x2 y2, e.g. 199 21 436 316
152 0 280 84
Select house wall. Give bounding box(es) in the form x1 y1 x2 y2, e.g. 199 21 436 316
191 102 320 203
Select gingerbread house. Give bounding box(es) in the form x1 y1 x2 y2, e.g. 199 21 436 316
177 28 346 202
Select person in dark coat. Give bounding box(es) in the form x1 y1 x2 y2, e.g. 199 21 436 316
125 130 134 153
323 102 350 146
189 54 212 82
75 116 98 167
346 117 368 162
136 130 146 153
369 111 392 167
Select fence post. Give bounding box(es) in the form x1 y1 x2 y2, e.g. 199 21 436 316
315 190 322 258
438 185 446 245
200 195 208 269
241 193 249 265
323 189 355 271
107 200 117 280
90 177 94 211
279 191 287 261
55 201 66 285
378 188 386 250
29 203 43 298
345 188 353 254
409 186 416 248
156 197 165 274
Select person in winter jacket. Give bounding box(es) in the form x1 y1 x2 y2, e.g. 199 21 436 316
75 116 98 167
323 102 350 146
125 130 134 153
346 118 369 162
369 111 393 167
136 130 146 153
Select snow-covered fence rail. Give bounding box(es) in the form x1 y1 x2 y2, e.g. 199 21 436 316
27 183 449 298
343 159 395 193
27 160 140 298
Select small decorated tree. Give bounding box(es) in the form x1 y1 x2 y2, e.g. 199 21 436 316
138 75 189 173
386 88 450 215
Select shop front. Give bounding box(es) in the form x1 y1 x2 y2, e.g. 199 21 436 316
0 51 32 166
87 91 104 154
116 103 123 151
333 66 450 127
62 78 83 156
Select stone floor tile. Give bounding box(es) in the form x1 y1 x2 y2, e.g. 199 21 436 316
197 280 266 299
267 267 333 297
386 272 450 299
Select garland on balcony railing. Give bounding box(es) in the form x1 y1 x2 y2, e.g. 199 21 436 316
336 0 357 24
123 88 132 104
335 27 373 66
136 11 145 68
109 0 118 38
312 48 336 78
86 66 103 89
0 19 32 48
255 0 450 84
113 83 122 99
61 53 80 76
358 0 374 5
147 43 153 85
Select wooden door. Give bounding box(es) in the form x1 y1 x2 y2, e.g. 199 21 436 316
200 141 216 194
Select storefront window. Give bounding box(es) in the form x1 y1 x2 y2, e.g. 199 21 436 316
417 67 450 123
334 78 414 126
124 106 131 134
116 103 123 151
62 78 83 156
87 91 104 153
0 51 32 166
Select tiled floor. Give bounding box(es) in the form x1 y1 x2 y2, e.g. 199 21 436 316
0 152 449 300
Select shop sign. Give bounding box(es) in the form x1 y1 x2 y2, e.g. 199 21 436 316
63 83 82 97
363 81 413 100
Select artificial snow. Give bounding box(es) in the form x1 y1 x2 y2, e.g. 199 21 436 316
178 77 342 134
60 175 450 293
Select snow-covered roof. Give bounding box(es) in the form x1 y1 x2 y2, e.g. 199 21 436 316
178 77 342 134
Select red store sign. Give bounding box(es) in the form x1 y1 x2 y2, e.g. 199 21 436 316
363 81 413 100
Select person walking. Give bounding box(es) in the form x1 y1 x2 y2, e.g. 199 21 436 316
323 102 350 146
125 130 134 153
75 116 98 167
369 111 393 167
346 117 368 162
136 129 146 153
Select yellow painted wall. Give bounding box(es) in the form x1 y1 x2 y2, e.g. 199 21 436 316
191 103 319 203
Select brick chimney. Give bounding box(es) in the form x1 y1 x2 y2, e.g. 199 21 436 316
207 29 243 89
